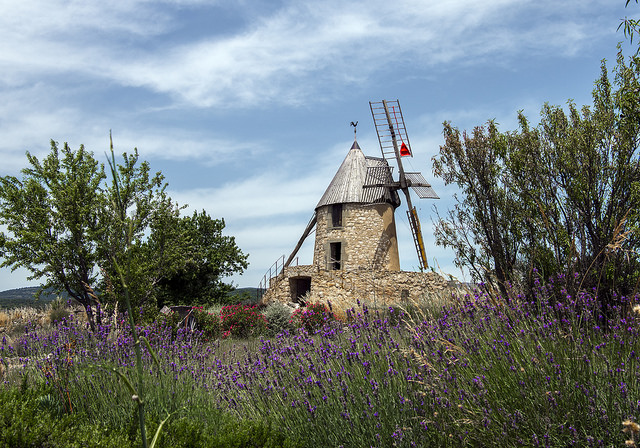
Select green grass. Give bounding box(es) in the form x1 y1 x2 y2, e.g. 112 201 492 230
0 376 296 448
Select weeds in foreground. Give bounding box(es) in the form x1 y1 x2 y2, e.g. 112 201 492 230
0 275 638 447
623 419 640 447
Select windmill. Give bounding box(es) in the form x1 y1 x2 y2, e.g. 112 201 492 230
278 100 437 272
366 99 438 270
258 99 441 302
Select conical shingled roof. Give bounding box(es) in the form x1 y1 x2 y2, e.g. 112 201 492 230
316 140 400 209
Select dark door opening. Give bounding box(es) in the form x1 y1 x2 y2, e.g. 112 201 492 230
290 276 311 303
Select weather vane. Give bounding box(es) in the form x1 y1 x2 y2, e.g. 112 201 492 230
350 121 358 138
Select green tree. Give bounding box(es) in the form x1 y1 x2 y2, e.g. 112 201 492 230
433 121 521 296
97 138 179 312
619 0 640 48
433 49 640 303
0 139 249 327
149 210 249 308
0 142 106 328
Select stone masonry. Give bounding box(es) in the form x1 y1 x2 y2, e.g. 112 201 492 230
260 264 448 313
314 202 400 272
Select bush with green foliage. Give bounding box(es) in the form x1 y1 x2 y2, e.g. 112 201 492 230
0 379 297 447
0 382 131 448
433 46 640 305
263 302 294 336
156 307 219 338
157 309 182 334
135 305 162 326
47 298 71 325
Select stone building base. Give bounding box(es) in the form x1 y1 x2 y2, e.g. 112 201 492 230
259 264 452 313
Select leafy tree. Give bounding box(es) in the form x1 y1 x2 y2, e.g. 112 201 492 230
150 210 249 308
0 139 249 327
433 48 640 304
0 142 106 328
432 120 523 296
97 139 179 312
619 0 640 48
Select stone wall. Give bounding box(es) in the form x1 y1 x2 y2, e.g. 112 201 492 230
261 264 318 304
260 264 451 313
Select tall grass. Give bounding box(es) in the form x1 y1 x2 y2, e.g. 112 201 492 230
0 276 638 447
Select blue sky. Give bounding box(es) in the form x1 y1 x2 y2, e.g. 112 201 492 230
0 0 636 291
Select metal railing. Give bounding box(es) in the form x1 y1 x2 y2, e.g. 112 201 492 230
257 255 299 301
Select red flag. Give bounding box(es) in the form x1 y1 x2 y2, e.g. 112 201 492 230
400 142 411 157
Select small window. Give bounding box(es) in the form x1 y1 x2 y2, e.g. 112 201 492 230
331 204 343 228
401 289 410 302
329 242 342 270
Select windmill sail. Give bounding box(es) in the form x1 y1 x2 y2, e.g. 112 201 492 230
368 99 438 270
404 172 438 199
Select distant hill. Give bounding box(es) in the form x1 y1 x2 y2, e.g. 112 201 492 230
0 286 259 309
227 287 259 303
0 286 61 309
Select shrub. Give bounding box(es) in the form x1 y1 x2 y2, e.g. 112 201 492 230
290 302 334 333
219 304 267 338
48 298 71 326
0 311 9 328
191 307 220 338
206 303 224 316
157 309 182 334
157 307 219 338
263 302 295 336
136 304 160 326
0 381 297 447
0 383 130 448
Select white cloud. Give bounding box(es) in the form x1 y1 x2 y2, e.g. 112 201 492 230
44 0 611 108
0 0 621 107
169 171 328 221
107 130 267 166
0 1 175 38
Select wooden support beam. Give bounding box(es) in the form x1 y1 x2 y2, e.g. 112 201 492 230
284 212 317 268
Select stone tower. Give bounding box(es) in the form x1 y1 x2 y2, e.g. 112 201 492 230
313 139 401 272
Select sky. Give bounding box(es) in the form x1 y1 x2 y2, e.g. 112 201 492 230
0 0 636 291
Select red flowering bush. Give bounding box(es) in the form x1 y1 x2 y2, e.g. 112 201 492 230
290 302 334 333
219 304 267 338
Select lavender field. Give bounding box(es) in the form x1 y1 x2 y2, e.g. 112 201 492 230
0 277 639 447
